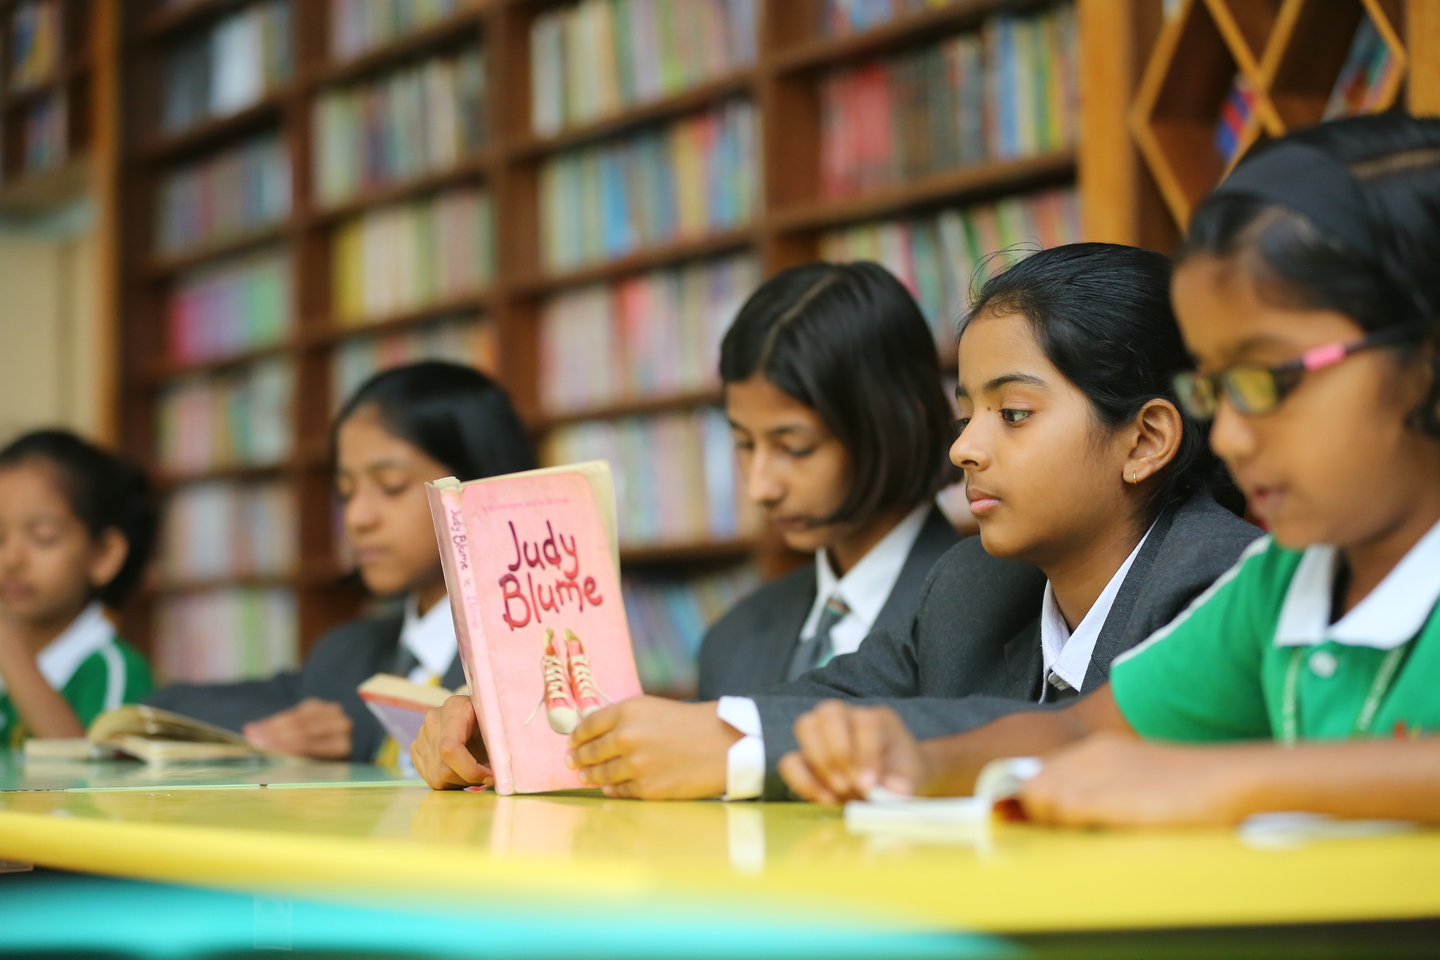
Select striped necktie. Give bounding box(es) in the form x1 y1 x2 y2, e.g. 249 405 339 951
787 595 851 681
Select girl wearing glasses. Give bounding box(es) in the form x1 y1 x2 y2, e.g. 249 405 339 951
780 113 1440 826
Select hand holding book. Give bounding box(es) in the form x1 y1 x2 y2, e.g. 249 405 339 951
411 694 494 791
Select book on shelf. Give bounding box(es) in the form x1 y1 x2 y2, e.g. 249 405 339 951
823 0 959 36
160 480 298 584
9 0 63 91
1324 14 1401 121
357 673 460 763
544 408 753 549
529 0 756 136
157 358 293 473
313 48 486 206
623 564 758 694
540 98 757 271
332 187 494 325
331 315 497 411
330 0 463 61
539 252 757 415
167 248 292 364
426 462 643 795
156 133 291 254
1215 73 1255 165
156 586 297 683
22 89 67 174
820 3 1076 199
820 187 1080 344
162 0 292 134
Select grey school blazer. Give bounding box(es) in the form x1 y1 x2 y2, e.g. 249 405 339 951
751 490 1261 797
696 506 960 700
145 612 467 763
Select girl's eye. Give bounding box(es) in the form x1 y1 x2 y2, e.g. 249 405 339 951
785 446 816 459
380 483 409 497
952 417 971 434
1000 409 1031 425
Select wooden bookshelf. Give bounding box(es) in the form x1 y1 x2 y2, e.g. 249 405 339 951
104 0 1187 683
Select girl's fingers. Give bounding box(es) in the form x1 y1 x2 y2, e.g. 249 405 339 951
808 701 859 797
576 756 632 787
851 709 889 794
778 750 838 805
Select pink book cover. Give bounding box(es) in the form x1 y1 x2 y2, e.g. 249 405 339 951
428 463 641 794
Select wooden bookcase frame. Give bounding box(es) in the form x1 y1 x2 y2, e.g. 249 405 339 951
107 0 1158 668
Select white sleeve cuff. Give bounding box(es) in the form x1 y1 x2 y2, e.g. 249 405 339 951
716 695 764 800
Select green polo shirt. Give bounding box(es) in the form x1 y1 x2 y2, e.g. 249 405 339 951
1112 522 1440 743
0 605 153 748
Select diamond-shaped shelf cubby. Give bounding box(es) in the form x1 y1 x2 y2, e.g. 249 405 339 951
1129 0 1284 226
1260 0 1407 132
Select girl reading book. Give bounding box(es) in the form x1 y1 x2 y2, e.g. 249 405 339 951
414 245 1260 798
0 430 156 746
779 114 1440 826
147 362 535 762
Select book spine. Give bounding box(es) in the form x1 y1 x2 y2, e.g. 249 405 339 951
427 483 514 794
330 315 494 411
156 586 297 684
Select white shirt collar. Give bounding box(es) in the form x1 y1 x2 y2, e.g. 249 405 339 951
1040 526 1153 692
1274 516 1440 650
401 594 458 680
802 502 931 645
0 602 116 696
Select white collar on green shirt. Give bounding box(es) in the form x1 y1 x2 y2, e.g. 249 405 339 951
1275 517 1440 650
0 602 115 695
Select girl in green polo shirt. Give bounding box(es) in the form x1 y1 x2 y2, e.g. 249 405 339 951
779 113 1440 826
0 431 156 747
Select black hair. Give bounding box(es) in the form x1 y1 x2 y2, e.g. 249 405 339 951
0 430 157 607
1181 113 1440 437
960 243 1242 519
333 362 537 481
718 261 955 528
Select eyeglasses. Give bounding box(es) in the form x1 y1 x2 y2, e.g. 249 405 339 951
1173 326 1423 419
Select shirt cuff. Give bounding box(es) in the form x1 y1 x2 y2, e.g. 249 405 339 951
717 695 764 800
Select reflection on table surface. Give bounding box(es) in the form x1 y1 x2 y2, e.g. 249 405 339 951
2 782 1440 934
0 748 413 792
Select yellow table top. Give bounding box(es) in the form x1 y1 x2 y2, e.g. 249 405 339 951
2 778 1438 935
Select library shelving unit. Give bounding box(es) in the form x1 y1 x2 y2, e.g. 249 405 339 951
0 0 108 211
108 0 1162 693
1130 0 1437 229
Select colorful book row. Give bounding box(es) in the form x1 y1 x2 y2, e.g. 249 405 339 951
22 89 66 174
168 249 292 364
820 4 1076 199
160 480 298 583
1324 14 1401 120
331 315 497 411
529 0 756 136
156 133 291 254
331 187 494 325
313 48 486 206
329 0 461 60
157 358 293 474
543 408 754 548
540 99 756 272
156 586 297 683
162 0 292 134
539 252 757 415
9 0 63 90
624 564 760 694
822 0 958 36
819 187 1080 344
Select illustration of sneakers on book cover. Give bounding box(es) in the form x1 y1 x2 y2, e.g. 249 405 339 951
523 628 614 735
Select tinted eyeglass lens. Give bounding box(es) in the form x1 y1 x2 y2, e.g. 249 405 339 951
1173 372 1216 418
1225 365 1281 415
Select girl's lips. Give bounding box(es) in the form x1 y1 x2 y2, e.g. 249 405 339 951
967 496 1001 516
1247 486 1286 520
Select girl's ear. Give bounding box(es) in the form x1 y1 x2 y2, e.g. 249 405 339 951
88 528 129 595
1123 399 1183 486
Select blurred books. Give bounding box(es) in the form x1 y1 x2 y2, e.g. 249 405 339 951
539 252 757 415
823 0 960 36
820 186 1080 345
332 187 494 324
157 358 293 473
160 480 297 583
9 0 63 90
1324 14 1401 120
529 0 756 136
167 249 292 364
330 0 462 60
623 565 759 694
313 48 486 205
156 134 291 253
162 0 292 133
331 316 497 411
157 587 298 684
539 99 756 272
